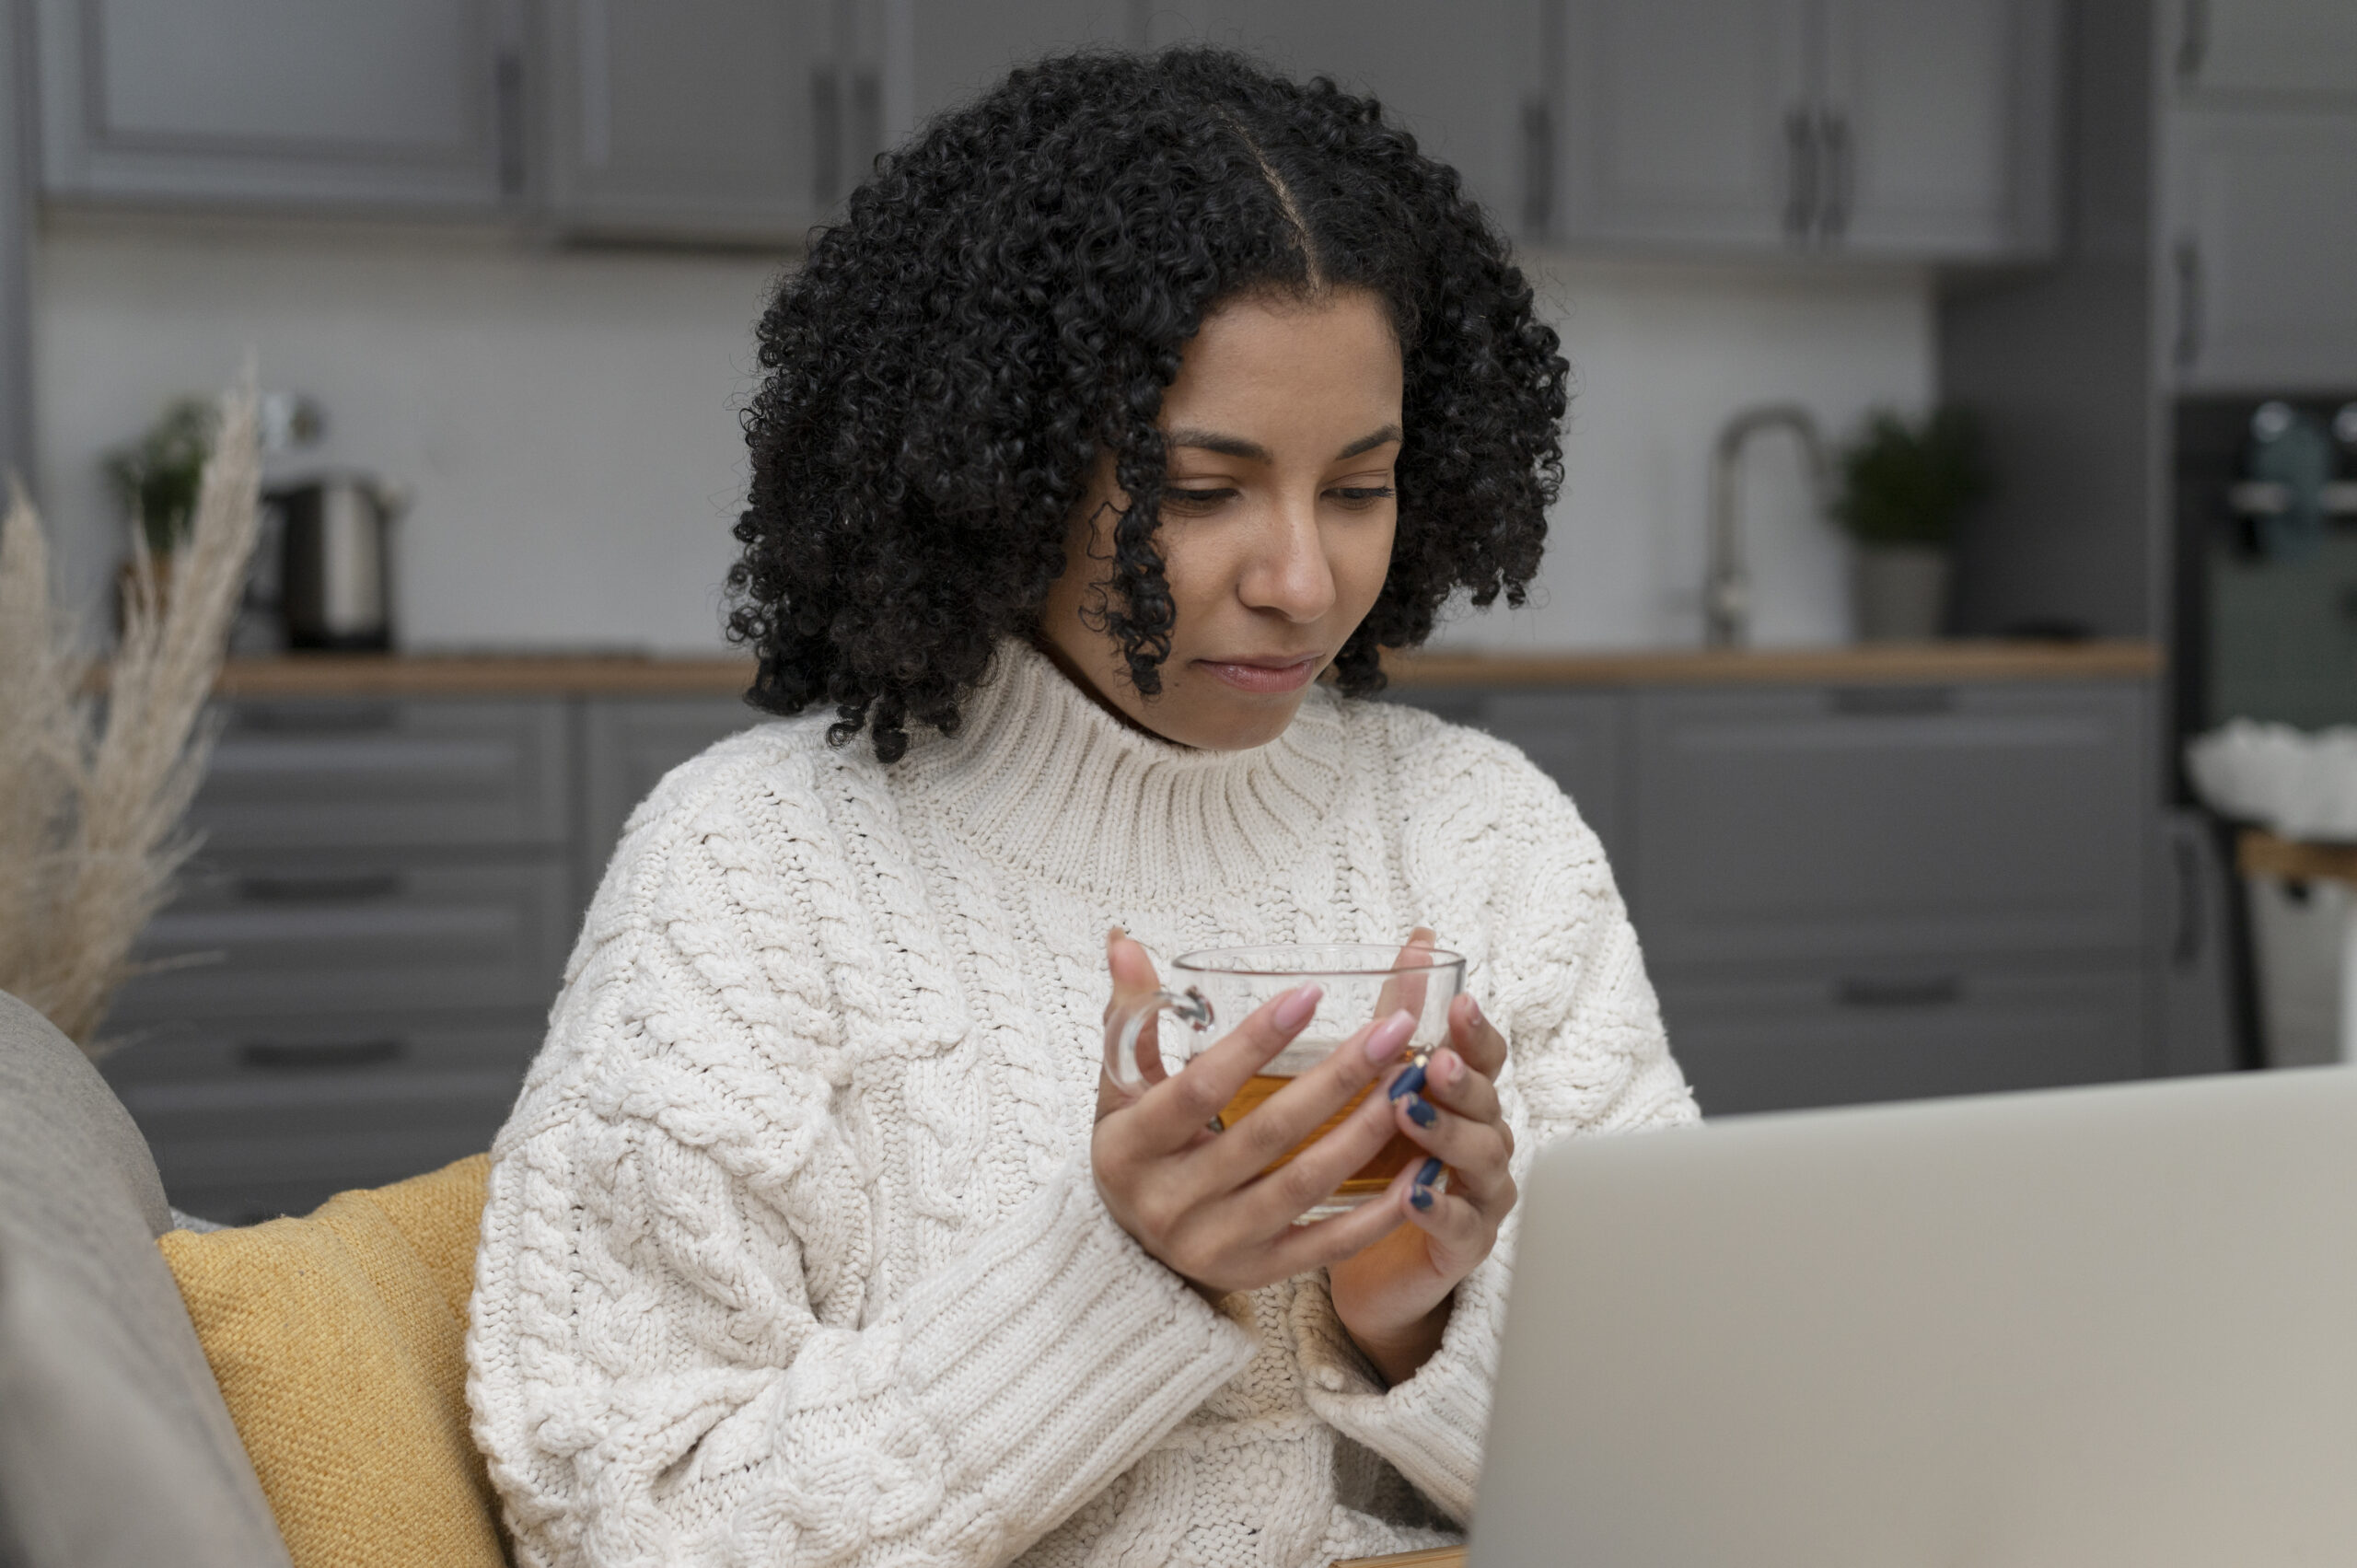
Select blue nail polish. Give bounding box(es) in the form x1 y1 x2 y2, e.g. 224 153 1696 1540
1411 1186 1434 1211
1406 1096 1437 1128
1416 1156 1445 1187
1387 1063 1427 1102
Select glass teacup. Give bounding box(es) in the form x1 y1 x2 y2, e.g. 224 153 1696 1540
1106 943 1465 1220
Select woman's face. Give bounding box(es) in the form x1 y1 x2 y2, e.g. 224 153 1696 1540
1038 286 1405 751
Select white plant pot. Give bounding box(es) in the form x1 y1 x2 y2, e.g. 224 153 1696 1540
1852 544 1952 642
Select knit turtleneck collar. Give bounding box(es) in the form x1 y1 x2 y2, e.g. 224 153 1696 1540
902 639 1351 900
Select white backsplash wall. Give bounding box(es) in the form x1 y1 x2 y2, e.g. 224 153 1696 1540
35 213 779 653
33 218 1932 654
1439 254 1936 651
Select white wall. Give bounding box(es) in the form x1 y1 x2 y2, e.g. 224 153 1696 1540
35 212 779 653
32 216 1932 654
1437 253 1936 651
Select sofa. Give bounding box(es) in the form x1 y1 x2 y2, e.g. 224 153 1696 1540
0 991 507 1568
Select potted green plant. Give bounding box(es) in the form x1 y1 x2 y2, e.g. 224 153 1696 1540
1831 406 1991 642
102 399 217 617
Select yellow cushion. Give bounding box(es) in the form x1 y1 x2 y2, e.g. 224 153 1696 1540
158 1155 506 1568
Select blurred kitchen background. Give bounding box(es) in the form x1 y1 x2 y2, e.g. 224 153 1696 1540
6 0 2353 1220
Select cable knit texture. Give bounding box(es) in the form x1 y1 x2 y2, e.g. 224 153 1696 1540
467 639 1696 1568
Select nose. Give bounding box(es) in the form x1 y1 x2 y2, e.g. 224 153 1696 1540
1237 491 1336 623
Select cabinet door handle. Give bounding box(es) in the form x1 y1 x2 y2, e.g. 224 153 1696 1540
235 872 404 903
2177 0 2210 82
1520 96 1554 237
231 702 401 734
239 1039 407 1072
2174 240 2205 371
1817 108 1852 240
2171 830 2206 969
1836 976 1962 1008
812 66 842 207
1782 106 1817 240
1829 685 1955 716
495 44 527 197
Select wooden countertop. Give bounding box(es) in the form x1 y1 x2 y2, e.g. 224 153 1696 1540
210 639 2159 699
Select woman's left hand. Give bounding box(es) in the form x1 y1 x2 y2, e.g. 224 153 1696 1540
1327 964 1516 1388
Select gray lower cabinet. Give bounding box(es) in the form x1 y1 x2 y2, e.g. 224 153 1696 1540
102 1012 539 1225
1629 681 2150 967
35 0 522 210
193 697 569 853
1396 676 2157 1116
1656 962 2148 1117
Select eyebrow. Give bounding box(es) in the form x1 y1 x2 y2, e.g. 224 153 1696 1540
1167 424 1403 465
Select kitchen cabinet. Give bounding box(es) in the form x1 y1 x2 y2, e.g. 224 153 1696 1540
1550 0 2059 261
1145 0 1544 238
1629 682 2149 968
541 0 831 240
2175 0 2357 101
1392 673 2157 1117
2166 108 2357 390
902 0 1132 140
33 0 524 211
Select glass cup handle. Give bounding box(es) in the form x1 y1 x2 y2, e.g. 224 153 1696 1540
1105 984 1214 1097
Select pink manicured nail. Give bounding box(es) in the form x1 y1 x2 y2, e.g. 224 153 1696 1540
1467 994 1485 1028
1363 1009 1415 1063
1432 1049 1461 1087
1272 984 1322 1034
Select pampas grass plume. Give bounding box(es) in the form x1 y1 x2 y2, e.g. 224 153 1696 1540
0 366 262 1051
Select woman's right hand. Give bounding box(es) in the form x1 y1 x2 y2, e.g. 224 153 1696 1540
1091 931 1412 1298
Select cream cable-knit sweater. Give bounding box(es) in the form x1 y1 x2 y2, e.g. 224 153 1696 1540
467 638 1696 1568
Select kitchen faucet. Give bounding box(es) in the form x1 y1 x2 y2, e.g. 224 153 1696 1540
1704 403 1833 648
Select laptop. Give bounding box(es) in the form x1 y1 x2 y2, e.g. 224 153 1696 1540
1469 1066 2357 1567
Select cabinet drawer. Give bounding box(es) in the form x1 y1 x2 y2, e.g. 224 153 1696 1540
192 699 569 852
1659 963 2147 1117
147 1094 517 1227
101 1011 542 1091
1631 682 2150 965
109 857 573 1023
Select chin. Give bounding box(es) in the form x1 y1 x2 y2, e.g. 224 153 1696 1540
1164 694 1308 752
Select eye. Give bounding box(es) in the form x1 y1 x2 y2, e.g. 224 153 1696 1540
1328 485 1396 510
1163 487 1237 515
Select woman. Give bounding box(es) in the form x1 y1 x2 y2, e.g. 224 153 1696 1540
468 46 1694 1568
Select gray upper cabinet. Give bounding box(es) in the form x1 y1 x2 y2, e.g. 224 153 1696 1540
1147 0 1544 238
2167 109 2357 391
1551 0 2057 261
35 0 521 210
1815 0 2058 258
543 0 826 239
1553 0 1813 250
2176 0 2357 101
902 0 1132 140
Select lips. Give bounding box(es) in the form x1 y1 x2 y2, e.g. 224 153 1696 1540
1195 654 1324 694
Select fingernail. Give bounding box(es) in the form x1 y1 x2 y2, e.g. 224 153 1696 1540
1431 1050 1460 1088
1416 1156 1444 1187
1468 994 1484 1027
1405 1096 1437 1128
1362 1009 1414 1064
1272 984 1321 1034
1411 1186 1434 1211
1387 1063 1427 1101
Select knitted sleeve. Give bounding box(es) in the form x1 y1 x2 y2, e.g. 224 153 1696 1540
467 749 1256 1568
1299 740 1699 1522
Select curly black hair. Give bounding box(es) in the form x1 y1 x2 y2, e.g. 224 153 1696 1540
727 45 1568 761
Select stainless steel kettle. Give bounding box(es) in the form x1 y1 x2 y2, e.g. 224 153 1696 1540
269 474 407 651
